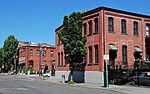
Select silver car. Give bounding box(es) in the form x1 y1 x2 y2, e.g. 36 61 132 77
130 72 150 85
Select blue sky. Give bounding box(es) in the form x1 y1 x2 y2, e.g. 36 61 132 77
0 0 150 47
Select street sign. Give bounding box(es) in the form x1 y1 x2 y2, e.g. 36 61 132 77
103 55 109 60
41 65 45 69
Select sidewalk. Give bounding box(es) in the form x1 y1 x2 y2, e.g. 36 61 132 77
26 74 150 94
74 83 150 94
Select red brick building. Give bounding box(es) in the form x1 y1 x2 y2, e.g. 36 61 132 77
18 41 55 74
55 7 150 83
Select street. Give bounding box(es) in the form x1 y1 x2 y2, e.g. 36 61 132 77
0 74 124 94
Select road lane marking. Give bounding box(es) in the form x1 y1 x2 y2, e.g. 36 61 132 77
27 85 37 89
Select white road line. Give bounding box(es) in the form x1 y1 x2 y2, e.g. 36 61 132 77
27 85 37 89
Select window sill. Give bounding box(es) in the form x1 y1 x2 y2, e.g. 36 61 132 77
93 63 99 65
134 34 139 37
93 32 98 35
108 31 115 34
121 33 127 35
88 63 92 66
57 65 64 67
87 34 92 36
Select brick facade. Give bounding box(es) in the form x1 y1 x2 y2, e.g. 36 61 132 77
55 7 150 73
18 42 55 73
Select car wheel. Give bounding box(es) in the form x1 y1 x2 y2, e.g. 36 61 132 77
114 79 118 85
131 80 136 85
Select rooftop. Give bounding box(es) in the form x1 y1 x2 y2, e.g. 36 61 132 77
82 6 150 18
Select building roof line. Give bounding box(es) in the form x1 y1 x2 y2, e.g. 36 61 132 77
55 6 150 32
82 6 150 18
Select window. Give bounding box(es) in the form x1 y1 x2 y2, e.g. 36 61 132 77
43 50 46 56
133 21 138 35
88 21 92 35
108 17 114 33
146 24 150 36
89 46 92 64
50 51 54 57
83 55 87 64
30 49 33 56
146 49 150 60
122 45 127 64
61 52 63 65
29 60 34 67
121 19 126 34
36 50 40 56
95 45 99 63
83 23 87 35
58 53 60 66
43 60 46 65
58 35 60 45
94 18 98 33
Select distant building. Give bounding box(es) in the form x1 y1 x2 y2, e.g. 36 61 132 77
18 41 55 74
55 6 150 83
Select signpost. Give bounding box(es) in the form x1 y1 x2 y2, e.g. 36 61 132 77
103 55 109 88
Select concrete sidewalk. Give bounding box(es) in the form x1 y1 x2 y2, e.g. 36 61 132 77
73 83 150 94
25 74 150 94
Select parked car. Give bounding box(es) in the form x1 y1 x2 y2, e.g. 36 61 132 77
114 71 129 85
130 72 150 85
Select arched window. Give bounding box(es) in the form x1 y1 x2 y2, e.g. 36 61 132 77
94 45 98 63
89 46 92 64
30 49 33 56
36 50 40 56
146 23 150 36
122 45 127 64
83 23 87 35
133 21 138 35
50 51 54 57
94 18 98 33
108 17 114 33
88 20 92 35
121 19 126 34
43 50 46 56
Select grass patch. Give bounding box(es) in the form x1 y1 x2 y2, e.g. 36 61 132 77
67 81 76 84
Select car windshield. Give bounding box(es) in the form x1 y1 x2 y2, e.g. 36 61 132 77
140 72 150 77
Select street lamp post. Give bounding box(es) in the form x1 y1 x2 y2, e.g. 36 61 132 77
39 46 42 76
13 55 18 75
42 46 46 74
135 59 140 87
137 60 140 87
38 45 46 77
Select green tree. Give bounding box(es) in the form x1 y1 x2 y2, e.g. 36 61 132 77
58 12 87 81
0 48 3 66
3 35 18 72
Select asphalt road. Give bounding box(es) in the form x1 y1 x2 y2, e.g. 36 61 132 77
0 74 124 94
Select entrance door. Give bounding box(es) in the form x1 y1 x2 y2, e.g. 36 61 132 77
109 44 118 69
109 50 117 69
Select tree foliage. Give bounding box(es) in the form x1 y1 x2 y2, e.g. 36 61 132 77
3 35 18 71
58 12 87 71
0 48 3 65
